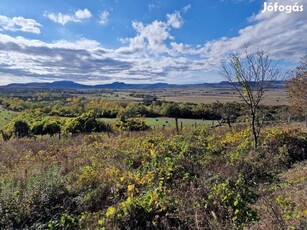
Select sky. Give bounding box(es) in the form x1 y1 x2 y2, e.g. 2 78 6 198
0 0 306 85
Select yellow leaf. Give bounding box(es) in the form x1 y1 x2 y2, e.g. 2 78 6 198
106 207 116 217
98 219 103 225
127 184 135 192
149 149 156 156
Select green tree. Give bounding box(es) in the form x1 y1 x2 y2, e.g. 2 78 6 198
220 102 242 127
121 103 148 118
14 120 30 138
31 122 45 135
65 111 108 134
44 122 61 137
163 103 180 118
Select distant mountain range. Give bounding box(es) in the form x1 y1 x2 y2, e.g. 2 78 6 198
0 80 286 90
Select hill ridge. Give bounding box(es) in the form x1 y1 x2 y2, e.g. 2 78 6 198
0 80 286 90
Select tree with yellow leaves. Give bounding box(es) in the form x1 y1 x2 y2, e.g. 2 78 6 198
221 48 280 149
287 56 307 127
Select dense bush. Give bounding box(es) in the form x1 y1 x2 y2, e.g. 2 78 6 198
65 111 110 134
14 120 30 138
32 121 61 137
115 118 151 132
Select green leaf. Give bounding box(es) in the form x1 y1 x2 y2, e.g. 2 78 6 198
234 199 239 207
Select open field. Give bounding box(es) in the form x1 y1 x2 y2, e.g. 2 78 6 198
99 117 215 128
140 117 214 128
79 87 289 105
0 106 17 127
73 91 144 101
155 88 289 105
0 85 289 106
50 117 215 129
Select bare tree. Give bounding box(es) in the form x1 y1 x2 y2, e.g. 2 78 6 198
221 48 279 149
287 56 307 127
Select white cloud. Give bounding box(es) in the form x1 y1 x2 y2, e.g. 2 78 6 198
182 4 192 13
46 13 73 26
0 15 41 34
118 11 185 55
118 20 170 54
99 10 109 25
45 9 92 25
167 11 183 29
75 9 92 20
196 0 307 64
170 42 196 55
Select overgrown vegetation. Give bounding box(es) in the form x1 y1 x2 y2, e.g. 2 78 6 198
0 58 306 229
0 124 306 229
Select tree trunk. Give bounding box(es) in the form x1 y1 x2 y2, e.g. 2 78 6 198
251 111 258 149
227 116 232 128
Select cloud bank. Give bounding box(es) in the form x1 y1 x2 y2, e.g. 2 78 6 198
0 0 306 85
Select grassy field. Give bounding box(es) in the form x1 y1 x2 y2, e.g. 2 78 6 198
158 89 289 105
142 117 215 128
86 87 288 105
0 106 17 128
98 117 215 128
74 91 144 102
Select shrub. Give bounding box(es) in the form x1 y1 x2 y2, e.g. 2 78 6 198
116 119 151 132
14 120 30 138
65 111 109 134
0 167 76 229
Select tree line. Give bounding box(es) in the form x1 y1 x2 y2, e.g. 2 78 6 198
0 94 289 123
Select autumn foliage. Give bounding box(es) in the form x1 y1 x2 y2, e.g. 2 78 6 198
287 57 307 121
0 125 306 229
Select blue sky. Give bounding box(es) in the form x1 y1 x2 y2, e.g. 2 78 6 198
0 0 306 85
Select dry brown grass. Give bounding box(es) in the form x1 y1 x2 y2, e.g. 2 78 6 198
157 88 289 106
